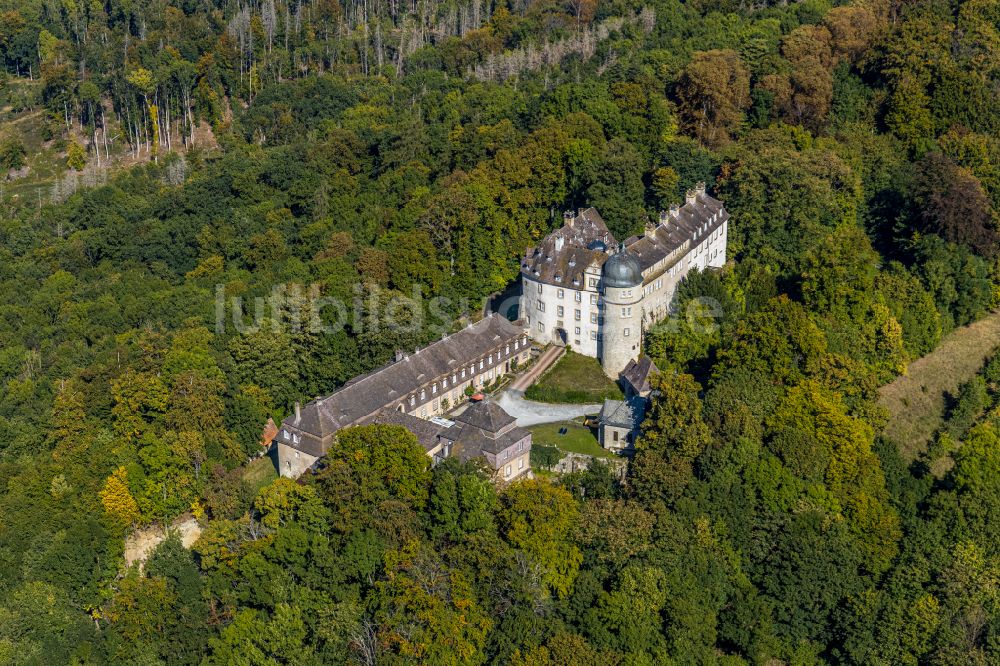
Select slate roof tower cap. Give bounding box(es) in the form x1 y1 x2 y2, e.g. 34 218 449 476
602 244 643 288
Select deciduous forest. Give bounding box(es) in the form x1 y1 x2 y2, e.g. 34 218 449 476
2 0 1000 662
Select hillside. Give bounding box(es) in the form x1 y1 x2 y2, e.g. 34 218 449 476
2 0 1000 663
881 309 1000 460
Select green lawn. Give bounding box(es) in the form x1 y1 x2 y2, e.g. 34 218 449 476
528 419 615 458
525 350 624 403
243 455 279 495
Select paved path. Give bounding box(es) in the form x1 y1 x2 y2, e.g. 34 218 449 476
508 344 565 392
496 389 603 427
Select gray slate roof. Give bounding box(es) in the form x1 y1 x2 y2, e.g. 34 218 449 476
442 400 530 463
522 190 727 288
521 208 615 286
365 409 448 452
599 397 646 430
626 190 728 274
278 314 525 457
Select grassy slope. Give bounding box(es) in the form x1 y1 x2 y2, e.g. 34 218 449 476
880 310 1000 460
243 454 279 495
524 350 624 403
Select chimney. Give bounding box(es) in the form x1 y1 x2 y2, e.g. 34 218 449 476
659 210 669 225
669 203 680 217
695 181 706 196
294 401 301 424
564 210 576 228
685 189 696 205
395 349 406 362
554 235 565 253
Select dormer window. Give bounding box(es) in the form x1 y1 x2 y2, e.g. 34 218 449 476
433 384 437 394
420 390 426 401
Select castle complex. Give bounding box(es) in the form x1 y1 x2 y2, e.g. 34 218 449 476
519 182 728 376
275 184 729 477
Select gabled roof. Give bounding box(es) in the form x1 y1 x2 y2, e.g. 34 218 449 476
626 189 727 274
522 189 728 287
599 397 645 430
620 356 659 395
278 314 526 457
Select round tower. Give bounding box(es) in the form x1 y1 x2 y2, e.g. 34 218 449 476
600 246 643 378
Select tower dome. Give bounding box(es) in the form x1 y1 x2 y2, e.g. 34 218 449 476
602 246 642 288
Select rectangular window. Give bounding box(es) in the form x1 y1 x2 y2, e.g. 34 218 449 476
557 305 564 317
537 322 545 332
574 309 581 321
590 331 597 340
588 277 597 287
557 289 564 299
505 465 512 477
624 327 631 337
519 459 524 470
574 326 581 335
537 283 543 294
623 290 631 297
613 430 619 442
575 292 582 302
590 313 598 324
537 301 545 312
590 294 598 305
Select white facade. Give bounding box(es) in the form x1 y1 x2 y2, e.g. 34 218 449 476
519 264 604 357
519 183 729 377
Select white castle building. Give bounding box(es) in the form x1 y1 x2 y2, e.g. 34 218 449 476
519 182 729 377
